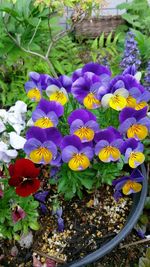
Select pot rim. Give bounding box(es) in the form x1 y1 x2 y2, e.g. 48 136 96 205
61 164 148 267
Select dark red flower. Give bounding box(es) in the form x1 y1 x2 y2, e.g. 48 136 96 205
8 158 40 197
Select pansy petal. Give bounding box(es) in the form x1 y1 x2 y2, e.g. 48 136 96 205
9 132 26 149
62 146 78 162
114 88 129 98
129 152 145 168
80 146 94 160
24 138 42 155
101 94 113 108
68 154 90 171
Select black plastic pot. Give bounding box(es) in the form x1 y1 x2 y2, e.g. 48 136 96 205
61 164 148 267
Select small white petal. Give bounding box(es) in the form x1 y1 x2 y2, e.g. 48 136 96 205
6 149 18 158
0 119 6 133
101 94 113 108
9 132 26 149
114 88 129 98
134 71 142 82
0 141 8 151
27 118 34 127
0 109 8 123
46 85 60 97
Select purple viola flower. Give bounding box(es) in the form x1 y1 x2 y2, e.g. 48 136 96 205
144 61 150 92
25 72 51 102
120 31 141 71
53 207 64 232
71 72 109 109
72 62 111 83
119 107 150 140
105 74 149 110
120 138 145 168
61 135 94 171
24 126 62 164
95 127 123 163
68 109 99 142
113 168 144 199
32 99 64 128
34 190 49 203
34 191 49 214
45 75 72 106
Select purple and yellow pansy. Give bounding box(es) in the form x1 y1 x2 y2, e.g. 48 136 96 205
25 72 51 102
68 109 99 142
32 99 64 128
95 127 123 162
24 126 62 164
120 138 145 168
113 169 144 199
71 63 111 109
61 135 94 171
119 107 150 140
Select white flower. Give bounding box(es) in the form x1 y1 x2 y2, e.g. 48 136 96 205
0 119 6 133
0 141 18 163
9 132 26 150
0 101 27 135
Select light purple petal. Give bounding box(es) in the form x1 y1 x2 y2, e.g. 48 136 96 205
50 153 62 167
32 109 46 122
43 141 57 158
111 139 124 149
119 118 136 134
70 120 84 135
24 138 42 155
138 117 150 130
62 145 79 162
80 146 94 160
95 140 109 155
85 120 99 132
137 91 150 102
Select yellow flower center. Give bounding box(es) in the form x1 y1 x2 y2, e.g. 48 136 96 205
49 91 68 105
98 146 121 162
127 124 148 140
34 117 53 128
83 93 101 109
68 153 90 171
27 88 41 102
74 127 94 142
30 147 52 164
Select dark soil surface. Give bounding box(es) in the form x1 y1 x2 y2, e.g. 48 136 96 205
1 185 145 267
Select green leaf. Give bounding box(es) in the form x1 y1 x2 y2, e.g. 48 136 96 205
80 177 94 190
99 32 105 47
29 221 40 230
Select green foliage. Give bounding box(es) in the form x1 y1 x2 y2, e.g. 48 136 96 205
50 158 124 200
92 107 119 129
139 248 150 267
89 32 124 75
50 36 83 75
0 178 39 239
118 0 150 35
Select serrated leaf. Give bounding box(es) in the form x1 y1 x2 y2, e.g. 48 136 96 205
80 177 94 190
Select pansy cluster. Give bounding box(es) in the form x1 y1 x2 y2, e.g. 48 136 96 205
17 61 150 201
